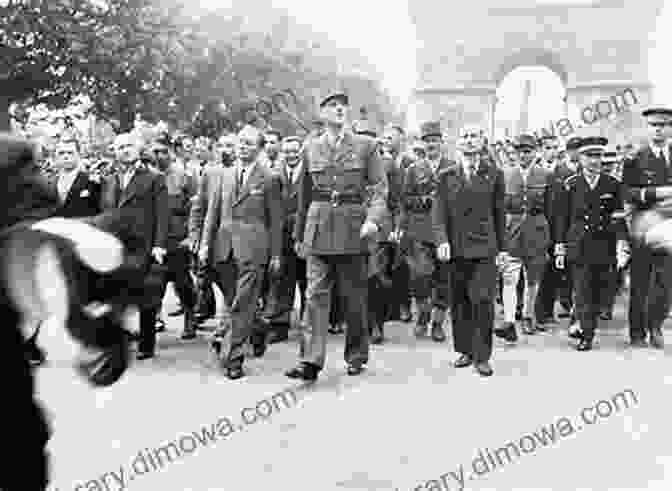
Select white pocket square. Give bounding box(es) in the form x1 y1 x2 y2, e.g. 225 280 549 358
80 190 91 197
250 189 263 195
600 193 613 199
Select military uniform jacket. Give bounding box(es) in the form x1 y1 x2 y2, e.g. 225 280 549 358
502 164 552 259
554 172 626 265
621 145 672 212
294 129 388 255
399 157 454 244
432 159 505 259
547 161 575 243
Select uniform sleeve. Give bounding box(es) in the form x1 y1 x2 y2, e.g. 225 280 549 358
188 169 208 245
554 181 571 245
365 141 389 228
612 180 629 242
293 148 312 244
153 173 169 249
622 155 654 207
492 168 506 252
432 171 450 246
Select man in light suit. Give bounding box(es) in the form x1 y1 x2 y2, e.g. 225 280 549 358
99 133 168 360
198 125 283 379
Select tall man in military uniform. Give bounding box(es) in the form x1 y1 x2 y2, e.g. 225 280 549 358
286 88 388 381
496 134 552 341
396 121 452 341
622 107 672 348
433 125 505 377
554 137 628 351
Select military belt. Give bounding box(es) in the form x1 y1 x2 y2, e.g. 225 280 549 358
312 190 364 206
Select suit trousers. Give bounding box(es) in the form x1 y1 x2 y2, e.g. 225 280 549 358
500 252 545 323
450 257 496 363
406 240 451 323
572 263 614 341
262 244 307 325
301 254 369 369
159 246 197 311
628 243 672 341
214 257 265 367
535 254 572 319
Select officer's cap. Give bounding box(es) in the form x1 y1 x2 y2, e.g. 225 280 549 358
642 107 672 119
319 88 349 108
282 135 302 145
353 120 378 138
264 128 282 139
565 136 583 151
420 121 442 141
513 134 537 150
577 136 608 155
384 123 405 135
601 151 619 165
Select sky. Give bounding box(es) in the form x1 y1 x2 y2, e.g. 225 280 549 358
197 0 671 131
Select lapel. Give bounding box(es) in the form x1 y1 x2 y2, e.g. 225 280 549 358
62 171 87 206
119 166 148 207
506 166 523 192
233 162 263 207
333 130 355 164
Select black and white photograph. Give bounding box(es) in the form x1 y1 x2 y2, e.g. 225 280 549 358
2 0 672 489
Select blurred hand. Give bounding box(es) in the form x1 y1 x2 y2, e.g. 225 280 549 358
294 242 307 259
268 256 282 276
360 220 379 240
389 227 404 242
151 247 166 265
437 242 451 262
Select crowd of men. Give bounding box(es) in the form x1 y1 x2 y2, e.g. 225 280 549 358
21 90 672 384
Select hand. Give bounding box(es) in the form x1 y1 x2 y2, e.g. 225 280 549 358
616 240 629 269
198 247 209 266
496 251 508 269
555 254 565 270
360 220 379 240
294 242 307 259
179 238 193 252
152 247 167 265
389 227 404 242
268 256 282 276
437 242 451 262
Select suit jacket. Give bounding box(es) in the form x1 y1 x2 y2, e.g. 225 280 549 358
502 164 551 259
50 170 101 219
294 129 388 255
188 163 220 251
99 164 168 272
547 161 575 243
200 160 283 266
399 157 454 244
621 144 672 212
163 163 197 248
433 159 505 259
554 172 626 265
276 160 303 250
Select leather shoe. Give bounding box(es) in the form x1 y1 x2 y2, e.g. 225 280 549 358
576 339 593 351
475 361 493 377
137 351 155 360
399 306 412 322
495 322 518 343
453 354 472 368
521 318 536 335
225 366 245 380
347 362 365 376
430 322 446 342
630 338 648 348
650 329 665 349
285 363 319 381
370 325 384 344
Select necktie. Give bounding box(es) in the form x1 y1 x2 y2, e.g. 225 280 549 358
238 168 246 192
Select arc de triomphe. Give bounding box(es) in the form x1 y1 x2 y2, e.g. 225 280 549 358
407 0 664 153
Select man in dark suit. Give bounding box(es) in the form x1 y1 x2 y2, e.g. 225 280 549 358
51 137 101 218
261 135 307 343
198 125 283 379
497 134 552 341
285 87 388 381
622 107 672 348
554 137 628 351
433 124 505 377
100 133 168 359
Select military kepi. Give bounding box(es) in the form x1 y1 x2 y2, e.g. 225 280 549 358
577 136 608 154
642 107 672 118
513 134 537 150
319 88 349 108
420 121 441 140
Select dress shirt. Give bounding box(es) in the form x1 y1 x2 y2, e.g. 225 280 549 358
520 166 531 186
236 160 256 190
650 143 670 164
58 167 80 201
121 167 136 190
583 171 600 190
286 162 302 185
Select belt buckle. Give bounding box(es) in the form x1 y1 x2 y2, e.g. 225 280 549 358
331 190 340 207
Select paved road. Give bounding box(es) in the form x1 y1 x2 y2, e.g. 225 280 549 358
38 288 672 491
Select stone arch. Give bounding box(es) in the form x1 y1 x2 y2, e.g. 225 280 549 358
493 48 569 88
